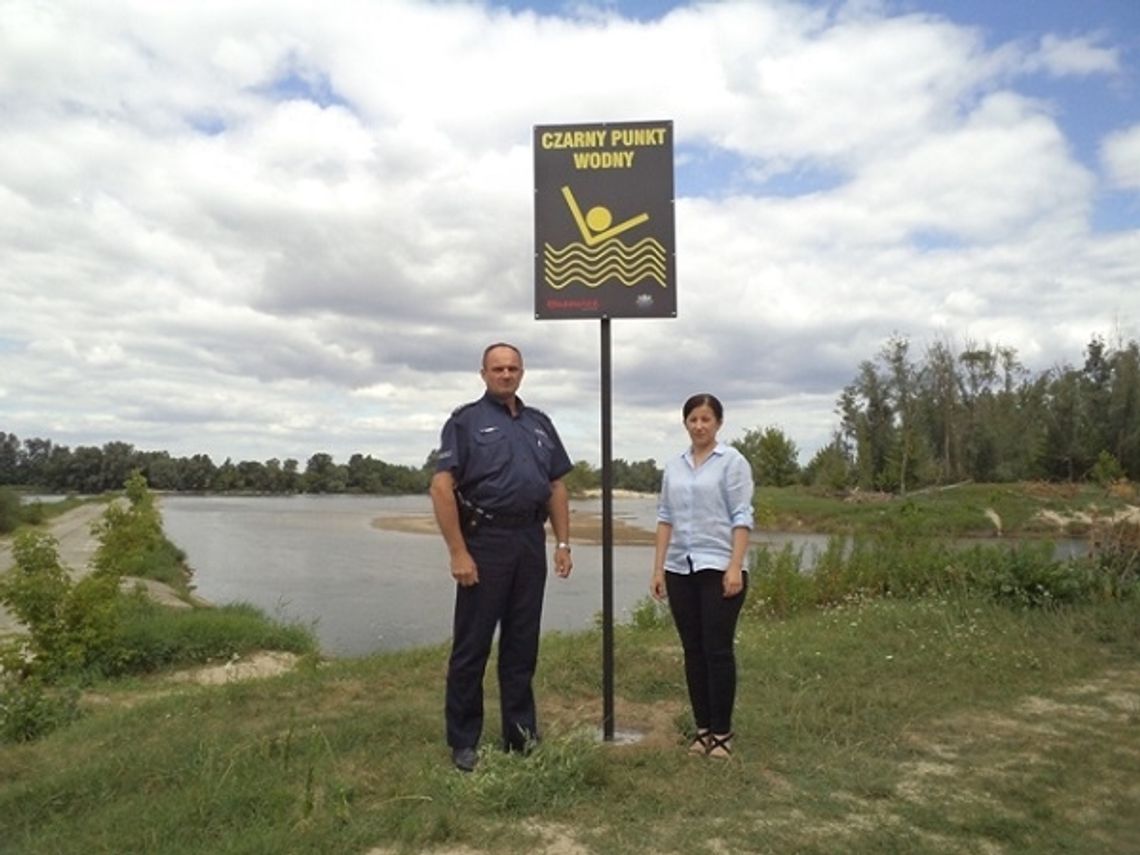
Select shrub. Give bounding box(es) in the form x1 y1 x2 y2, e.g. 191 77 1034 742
746 543 817 618
102 600 316 676
744 529 1132 618
20 500 46 525
91 471 165 576
1087 520 1139 601
980 543 1094 609
91 470 190 592
0 676 82 743
0 531 122 679
1091 451 1125 488
0 486 20 534
625 596 671 630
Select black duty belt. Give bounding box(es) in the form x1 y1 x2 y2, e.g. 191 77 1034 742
456 491 547 530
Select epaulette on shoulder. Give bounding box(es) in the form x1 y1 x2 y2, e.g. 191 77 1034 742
450 400 480 417
526 404 555 424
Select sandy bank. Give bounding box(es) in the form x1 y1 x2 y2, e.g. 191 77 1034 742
371 508 657 546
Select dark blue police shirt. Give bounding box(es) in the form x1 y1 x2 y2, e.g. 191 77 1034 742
435 391 572 514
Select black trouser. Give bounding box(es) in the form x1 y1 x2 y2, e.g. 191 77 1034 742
665 569 747 735
446 523 547 751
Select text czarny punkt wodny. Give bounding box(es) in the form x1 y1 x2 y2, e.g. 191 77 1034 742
539 126 669 170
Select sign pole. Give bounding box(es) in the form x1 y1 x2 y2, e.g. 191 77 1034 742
533 119 674 746
601 317 614 741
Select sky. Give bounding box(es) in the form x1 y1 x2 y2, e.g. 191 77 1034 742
1 0 1139 472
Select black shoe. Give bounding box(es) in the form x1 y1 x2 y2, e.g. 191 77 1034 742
451 747 478 772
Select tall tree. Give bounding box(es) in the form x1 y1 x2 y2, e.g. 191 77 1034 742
802 435 851 490
21 437 53 486
882 335 921 493
303 453 347 493
1107 340 1140 477
1040 367 1087 481
920 338 961 482
0 432 20 484
732 427 800 487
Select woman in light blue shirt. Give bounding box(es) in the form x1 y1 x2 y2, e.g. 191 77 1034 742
650 393 754 759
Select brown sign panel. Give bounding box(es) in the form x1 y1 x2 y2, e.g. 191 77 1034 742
534 120 675 319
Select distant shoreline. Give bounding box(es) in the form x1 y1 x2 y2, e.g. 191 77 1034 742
371 507 658 546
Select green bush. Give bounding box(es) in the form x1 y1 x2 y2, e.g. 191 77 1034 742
746 542 817 618
0 531 122 679
102 600 316 676
90 471 190 593
979 543 1094 608
746 529 1133 619
20 500 45 525
1087 520 1140 600
91 472 164 574
623 596 672 630
0 677 82 743
1091 451 1125 488
0 487 20 534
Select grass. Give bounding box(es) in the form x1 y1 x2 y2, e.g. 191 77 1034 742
106 599 318 675
0 490 106 535
758 481 1135 537
2 483 1137 851
1 595 1137 854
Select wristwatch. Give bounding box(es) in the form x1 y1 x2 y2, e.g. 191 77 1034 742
556 542 571 551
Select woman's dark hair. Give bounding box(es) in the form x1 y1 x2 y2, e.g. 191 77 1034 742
682 393 724 422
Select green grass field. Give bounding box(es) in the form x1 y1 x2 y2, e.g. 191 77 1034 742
1 594 1137 854
2 482 1137 853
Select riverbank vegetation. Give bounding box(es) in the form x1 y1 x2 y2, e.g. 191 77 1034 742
0 487 99 536
755 480 1137 538
0 473 316 743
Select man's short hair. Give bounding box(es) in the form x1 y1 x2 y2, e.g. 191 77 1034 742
482 342 523 369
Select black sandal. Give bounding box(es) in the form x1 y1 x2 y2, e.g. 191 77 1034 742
707 732 733 759
688 730 710 755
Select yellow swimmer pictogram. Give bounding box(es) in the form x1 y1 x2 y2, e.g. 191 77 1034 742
561 186 649 247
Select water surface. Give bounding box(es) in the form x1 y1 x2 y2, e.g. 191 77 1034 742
160 494 1075 657
161 494 663 657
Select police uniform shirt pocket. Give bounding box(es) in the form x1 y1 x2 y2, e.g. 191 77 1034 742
531 427 553 469
473 426 510 469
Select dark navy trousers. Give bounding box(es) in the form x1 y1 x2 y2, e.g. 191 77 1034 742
445 523 547 751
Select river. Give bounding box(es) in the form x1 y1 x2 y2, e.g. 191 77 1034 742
159 494 719 657
158 494 1084 658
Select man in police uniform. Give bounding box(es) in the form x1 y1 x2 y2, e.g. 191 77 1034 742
429 342 573 772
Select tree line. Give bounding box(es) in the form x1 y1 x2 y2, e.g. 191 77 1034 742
2 333 1135 497
807 333 1140 492
0 440 433 496
0 436 666 497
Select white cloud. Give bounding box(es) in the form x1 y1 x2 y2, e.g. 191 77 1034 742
0 0 1137 470
1032 33 1121 77
1102 124 1140 190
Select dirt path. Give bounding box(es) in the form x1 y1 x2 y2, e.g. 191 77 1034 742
0 501 110 636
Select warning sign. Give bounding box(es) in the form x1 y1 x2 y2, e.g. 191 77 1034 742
534 120 675 319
